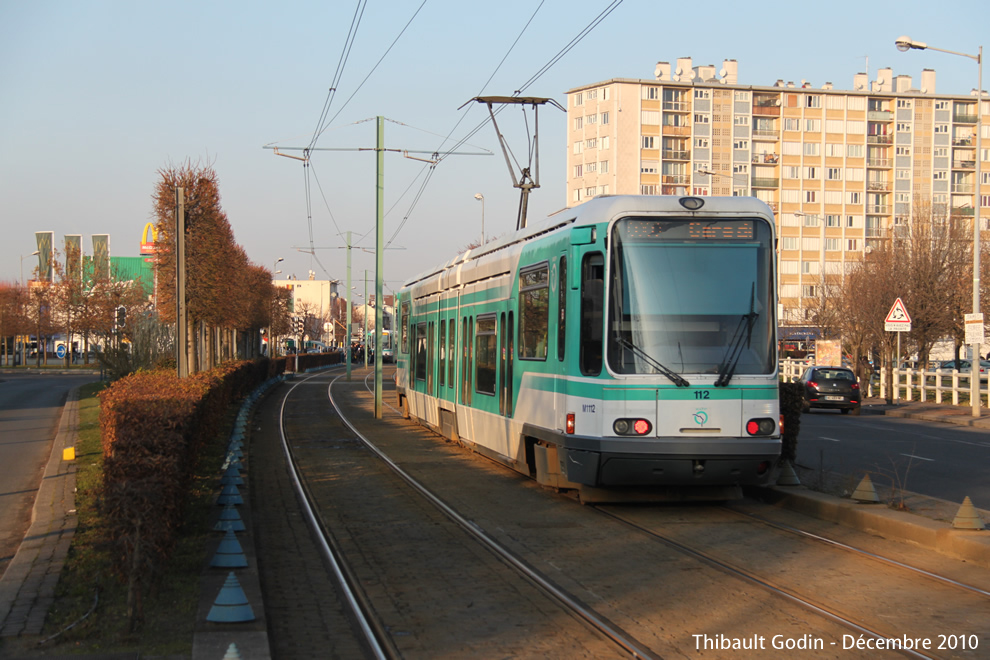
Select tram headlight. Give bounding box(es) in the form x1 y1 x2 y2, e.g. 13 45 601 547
612 418 653 436
746 418 776 436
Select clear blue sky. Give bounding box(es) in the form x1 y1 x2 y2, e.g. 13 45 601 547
1 0 985 296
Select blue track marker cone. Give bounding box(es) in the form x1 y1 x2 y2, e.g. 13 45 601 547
217 484 243 506
207 572 255 622
214 505 246 532
210 530 248 568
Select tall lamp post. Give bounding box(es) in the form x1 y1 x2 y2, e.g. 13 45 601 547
896 36 983 417
20 251 39 287
474 193 485 245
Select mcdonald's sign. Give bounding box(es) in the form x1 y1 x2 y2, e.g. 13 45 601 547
140 222 158 255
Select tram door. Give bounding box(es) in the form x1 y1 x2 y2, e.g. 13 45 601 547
553 253 568 421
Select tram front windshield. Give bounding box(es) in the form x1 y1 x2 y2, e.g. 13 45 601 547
607 216 775 377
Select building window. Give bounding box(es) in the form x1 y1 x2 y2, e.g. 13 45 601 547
643 87 659 100
599 160 609 174
782 236 799 251
642 110 660 124
642 136 655 149
733 139 749 149
826 215 841 227
825 190 842 205
847 239 858 250
734 90 751 101
586 138 597 149
587 89 598 100
573 141 583 155
784 118 800 132
734 115 749 126
601 111 609 125
804 143 820 156
783 141 802 155
694 113 710 124
586 113 597 125
640 184 658 195
934 123 948 133
826 96 846 110
896 146 912 156
846 120 865 134
805 191 817 203
574 116 583 130
601 135 610 149
695 137 709 148
826 238 840 251
847 144 864 158
784 166 800 179
585 186 596 197
518 264 549 360
574 164 583 177
802 213 820 227
694 88 710 99
575 93 583 106
825 142 844 157
803 284 818 297
586 161 597 173
804 166 820 179
896 122 912 132
826 168 842 180
805 95 822 108
805 119 822 132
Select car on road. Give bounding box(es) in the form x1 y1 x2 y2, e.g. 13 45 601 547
938 359 990 381
799 366 861 415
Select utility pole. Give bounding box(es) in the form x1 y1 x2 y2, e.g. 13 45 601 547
346 231 352 381
374 116 385 419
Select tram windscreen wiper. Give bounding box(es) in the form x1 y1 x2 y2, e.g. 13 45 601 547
616 336 690 387
715 283 758 387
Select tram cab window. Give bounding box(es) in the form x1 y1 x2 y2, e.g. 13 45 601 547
519 263 549 360
580 252 605 376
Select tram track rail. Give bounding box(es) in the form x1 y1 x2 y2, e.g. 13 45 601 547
277 369 655 659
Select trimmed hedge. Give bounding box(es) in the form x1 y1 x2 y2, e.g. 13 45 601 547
98 358 275 624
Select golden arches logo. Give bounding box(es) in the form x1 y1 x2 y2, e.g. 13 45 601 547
140 222 158 255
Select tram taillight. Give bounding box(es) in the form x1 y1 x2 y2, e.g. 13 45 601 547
566 413 575 434
612 418 653 436
746 418 776 436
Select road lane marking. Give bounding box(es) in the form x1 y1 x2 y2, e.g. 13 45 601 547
821 436 841 442
900 453 934 462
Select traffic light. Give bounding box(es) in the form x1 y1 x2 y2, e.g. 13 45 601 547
293 316 304 335
115 305 127 329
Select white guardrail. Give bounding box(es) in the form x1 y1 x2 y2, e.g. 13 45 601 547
779 358 987 404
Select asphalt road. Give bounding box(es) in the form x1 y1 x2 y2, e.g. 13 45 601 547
0 373 98 580
796 408 990 506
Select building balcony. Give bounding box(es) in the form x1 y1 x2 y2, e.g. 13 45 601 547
867 205 890 215
867 110 893 121
867 135 893 144
663 101 690 112
751 177 779 188
752 105 781 116
662 150 691 160
952 137 974 146
951 183 975 194
952 207 976 216
865 228 885 238
752 153 779 164
662 174 690 184
867 158 891 168
953 113 978 124
662 125 691 136
867 181 891 192
952 160 976 170
753 129 779 139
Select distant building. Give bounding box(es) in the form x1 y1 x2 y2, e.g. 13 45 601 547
566 58 988 330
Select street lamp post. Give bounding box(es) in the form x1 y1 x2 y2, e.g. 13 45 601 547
474 193 485 245
896 36 984 417
20 251 39 287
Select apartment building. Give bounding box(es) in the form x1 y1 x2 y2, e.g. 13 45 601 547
565 58 988 330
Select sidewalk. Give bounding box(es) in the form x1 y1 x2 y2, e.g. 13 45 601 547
861 395 990 428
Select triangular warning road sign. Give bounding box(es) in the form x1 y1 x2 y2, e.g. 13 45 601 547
885 297 911 324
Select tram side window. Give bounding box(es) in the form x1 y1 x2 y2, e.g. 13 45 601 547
580 252 604 376
415 322 427 381
400 301 410 353
518 263 549 360
475 315 497 395
558 257 567 361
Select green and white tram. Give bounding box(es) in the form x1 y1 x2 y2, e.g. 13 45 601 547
396 195 780 500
